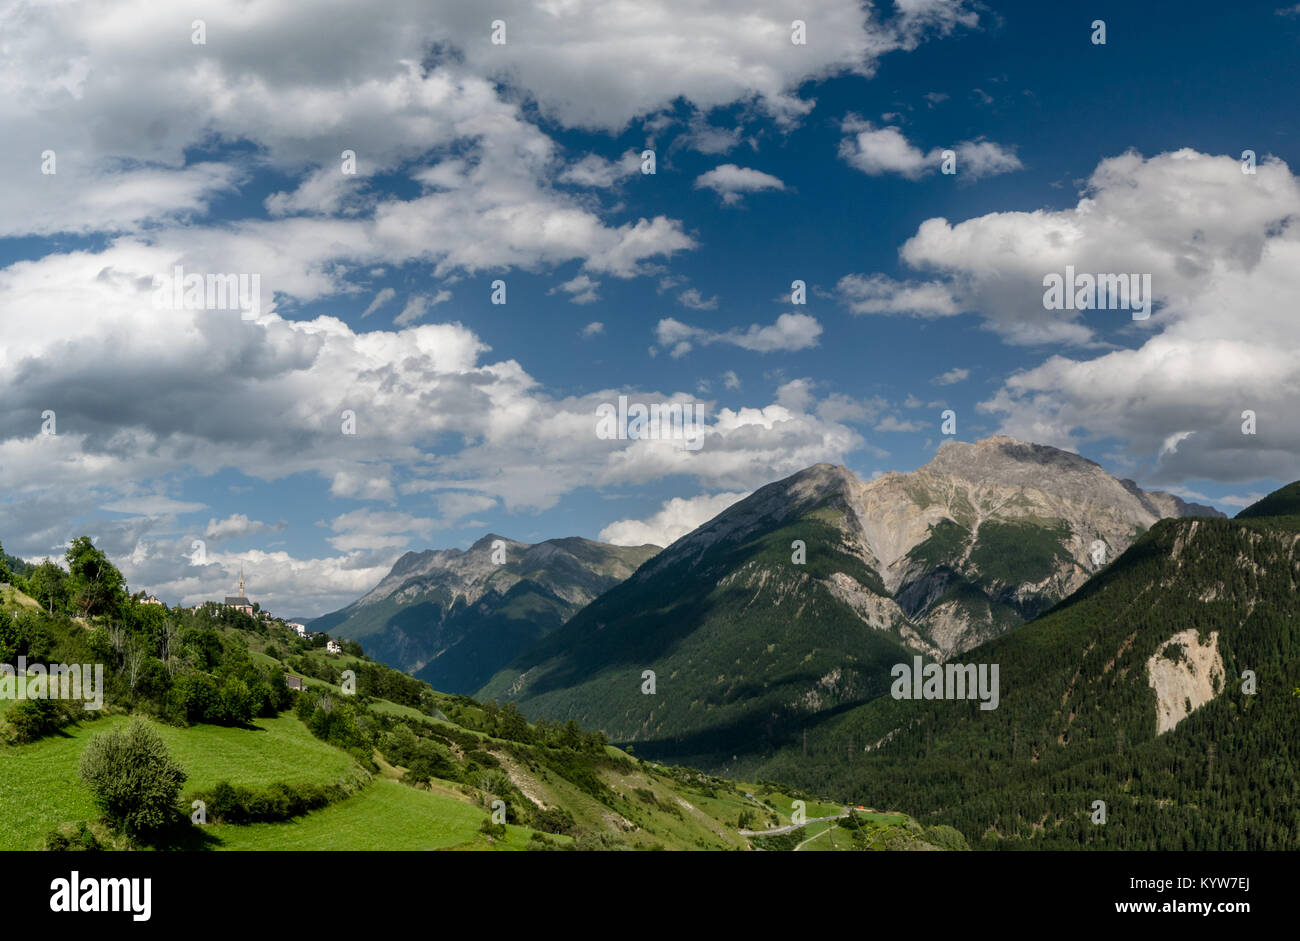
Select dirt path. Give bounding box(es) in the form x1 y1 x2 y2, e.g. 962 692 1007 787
490 750 548 809
794 826 834 851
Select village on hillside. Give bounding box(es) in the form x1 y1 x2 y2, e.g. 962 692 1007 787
134 566 344 665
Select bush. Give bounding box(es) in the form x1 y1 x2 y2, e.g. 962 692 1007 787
924 825 970 851
216 676 254 724
78 718 187 835
463 748 499 767
44 822 102 852
529 805 576 836
526 831 567 851
170 672 218 724
403 739 458 784
191 778 356 824
5 698 64 743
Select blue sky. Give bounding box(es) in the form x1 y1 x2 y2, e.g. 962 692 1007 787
2 0 1298 616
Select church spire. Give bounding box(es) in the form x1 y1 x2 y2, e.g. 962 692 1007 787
238 565 245 599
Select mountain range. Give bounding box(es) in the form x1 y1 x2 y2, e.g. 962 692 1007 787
307 434 1300 848
311 535 657 694
317 435 1217 769
473 437 1222 768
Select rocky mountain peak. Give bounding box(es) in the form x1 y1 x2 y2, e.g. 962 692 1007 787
782 462 858 502
923 435 1103 482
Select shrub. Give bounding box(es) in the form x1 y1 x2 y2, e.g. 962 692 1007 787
170 672 218 724
529 805 576 836
402 739 457 784
924 824 970 851
43 822 102 852
190 779 351 824
463 748 498 767
5 698 63 743
78 719 187 835
526 831 566 851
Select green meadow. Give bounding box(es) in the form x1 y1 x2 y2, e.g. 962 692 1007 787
207 779 543 851
0 714 361 850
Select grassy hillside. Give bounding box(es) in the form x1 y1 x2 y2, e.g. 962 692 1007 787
1 673 945 851
208 780 543 851
0 713 359 851
0 555 941 852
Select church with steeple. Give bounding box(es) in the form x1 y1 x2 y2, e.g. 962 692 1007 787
224 566 255 616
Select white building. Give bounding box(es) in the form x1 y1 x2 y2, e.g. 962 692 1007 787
326 639 342 654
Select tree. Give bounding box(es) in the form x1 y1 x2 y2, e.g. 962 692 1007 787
216 676 254 724
497 702 533 743
65 537 127 618
26 560 69 616
0 610 17 663
78 719 187 835
125 599 169 651
122 637 152 697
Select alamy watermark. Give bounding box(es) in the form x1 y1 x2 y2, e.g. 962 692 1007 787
595 395 706 451
1 658 104 710
1043 266 1152 320
50 871 150 921
152 266 262 320
890 656 999 711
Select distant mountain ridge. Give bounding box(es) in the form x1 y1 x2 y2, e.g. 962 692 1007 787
311 534 658 694
479 435 1224 768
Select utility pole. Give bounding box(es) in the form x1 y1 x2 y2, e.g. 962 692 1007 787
802 728 807 758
